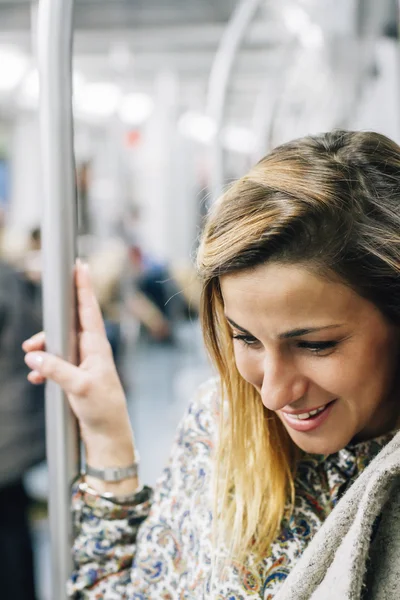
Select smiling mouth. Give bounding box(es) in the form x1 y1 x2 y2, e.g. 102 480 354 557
282 400 336 421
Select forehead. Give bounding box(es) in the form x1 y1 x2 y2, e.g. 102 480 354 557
220 263 377 330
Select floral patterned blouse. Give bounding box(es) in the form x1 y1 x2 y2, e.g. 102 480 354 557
69 379 395 599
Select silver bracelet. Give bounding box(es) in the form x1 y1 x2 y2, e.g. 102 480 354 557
82 454 140 482
78 479 145 505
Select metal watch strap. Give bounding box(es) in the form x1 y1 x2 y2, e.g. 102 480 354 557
83 462 139 482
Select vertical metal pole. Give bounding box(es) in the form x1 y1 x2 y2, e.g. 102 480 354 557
206 0 261 202
37 0 80 598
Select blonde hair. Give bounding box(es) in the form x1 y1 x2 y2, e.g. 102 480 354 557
196 130 400 561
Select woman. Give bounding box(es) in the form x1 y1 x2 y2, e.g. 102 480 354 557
23 130 400 599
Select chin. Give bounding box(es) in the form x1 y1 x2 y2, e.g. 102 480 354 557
288 431 352 456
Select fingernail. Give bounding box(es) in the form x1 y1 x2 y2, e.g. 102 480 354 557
25 353 44 369
77 258 89 271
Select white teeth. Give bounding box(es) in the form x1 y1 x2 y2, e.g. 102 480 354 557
296 413 312 420
293 405 326 420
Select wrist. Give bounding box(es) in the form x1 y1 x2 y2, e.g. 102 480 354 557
82 425 137 467
82 428 139 495
84 461 139 482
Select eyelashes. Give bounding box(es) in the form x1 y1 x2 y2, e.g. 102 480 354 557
232 335 338 355
296 341 338 355
232 334 259 346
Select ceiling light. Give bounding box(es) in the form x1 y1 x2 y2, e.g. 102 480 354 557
118 93 154 126
74 82 122 119
178 111 216 145
18 69 85 110
282 6 323 48
223 125 256 154
0 46 29 93
19 69 39 107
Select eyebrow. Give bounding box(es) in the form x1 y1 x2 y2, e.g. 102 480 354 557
225 317 343 339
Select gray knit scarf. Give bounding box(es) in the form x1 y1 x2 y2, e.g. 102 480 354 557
273 430 400 600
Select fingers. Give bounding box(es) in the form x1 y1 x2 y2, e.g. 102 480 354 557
22 331 45 353
76 260 107 336
79 330 112 358
22 261 107 345
27 370 46 385
24 351 91 396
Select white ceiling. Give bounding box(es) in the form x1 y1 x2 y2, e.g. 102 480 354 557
0 1 285 118
0 0 397 123
0 0 238 30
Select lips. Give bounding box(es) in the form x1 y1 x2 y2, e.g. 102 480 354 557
282 403 328 420
280 400 337 433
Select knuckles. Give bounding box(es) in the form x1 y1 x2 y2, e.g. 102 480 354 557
74 375 92 397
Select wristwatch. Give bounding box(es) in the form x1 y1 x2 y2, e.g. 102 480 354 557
82 460 139 482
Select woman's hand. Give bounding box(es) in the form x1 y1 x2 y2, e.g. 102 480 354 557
22 260 138 494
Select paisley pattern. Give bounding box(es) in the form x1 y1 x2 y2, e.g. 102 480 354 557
68 379 395 599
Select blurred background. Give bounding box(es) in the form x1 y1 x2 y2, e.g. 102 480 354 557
0 0 398 598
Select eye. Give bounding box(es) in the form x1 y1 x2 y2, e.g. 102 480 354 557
297 341 338 355
232 334 261 348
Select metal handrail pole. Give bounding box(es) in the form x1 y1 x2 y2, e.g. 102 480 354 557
250 41 298 162
250 77 277 162
206 0 261 202
37 0 80 597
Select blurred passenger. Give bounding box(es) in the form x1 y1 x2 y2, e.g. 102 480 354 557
0 259 45 600
122 245 190 343
116 204 141 248
170 261 201 319
124 245 172 339
114 205 168 341
116 204 188 341
29 227 41 253
23 227 42 309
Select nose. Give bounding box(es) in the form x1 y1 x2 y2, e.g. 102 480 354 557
260 351 308 412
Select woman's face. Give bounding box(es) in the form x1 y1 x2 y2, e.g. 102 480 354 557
220 263 400 455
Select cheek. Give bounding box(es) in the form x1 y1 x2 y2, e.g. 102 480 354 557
305 338 398 403
305 351 380 398
307 357 353 391
342 334 397 390
233 346 262 386
358 337 399 397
